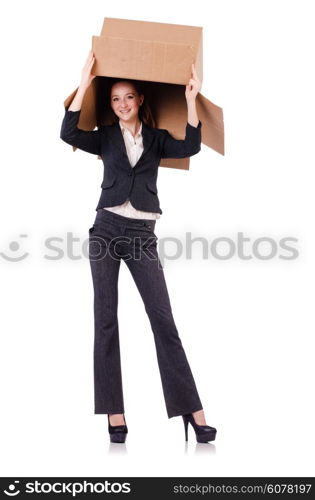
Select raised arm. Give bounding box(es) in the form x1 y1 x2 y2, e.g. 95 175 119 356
60 50 101 155
161 64 202 159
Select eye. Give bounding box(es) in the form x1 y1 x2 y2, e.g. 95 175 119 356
127 95 134 99
112 97 119 102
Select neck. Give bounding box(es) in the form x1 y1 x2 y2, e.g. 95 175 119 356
120 117 141 137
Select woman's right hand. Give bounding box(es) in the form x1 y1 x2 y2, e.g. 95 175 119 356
80 49 96 89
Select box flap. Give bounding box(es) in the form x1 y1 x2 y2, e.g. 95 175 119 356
197 93 224 155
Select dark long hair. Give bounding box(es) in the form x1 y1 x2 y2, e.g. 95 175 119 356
95 77 156 128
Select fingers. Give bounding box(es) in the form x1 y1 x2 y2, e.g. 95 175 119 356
187 63 199 85
85 50 95 70
86 49 95 63
187 61 201 94
191 63 200 81
188 78 198 89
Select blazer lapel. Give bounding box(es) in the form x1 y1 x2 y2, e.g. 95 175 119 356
110 123 131 170
110 121 155 171
139 122 155 163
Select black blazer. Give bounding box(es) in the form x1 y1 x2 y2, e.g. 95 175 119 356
60 109 202 213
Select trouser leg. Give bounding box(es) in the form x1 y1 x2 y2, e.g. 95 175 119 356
123 240 203 418
88 227 124 414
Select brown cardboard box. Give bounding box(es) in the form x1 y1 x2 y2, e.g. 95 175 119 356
63 17 224 170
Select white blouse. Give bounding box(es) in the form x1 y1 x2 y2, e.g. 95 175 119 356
103 121 161 219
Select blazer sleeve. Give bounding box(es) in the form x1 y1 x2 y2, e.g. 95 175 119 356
60 108 102 156
160 121 202 159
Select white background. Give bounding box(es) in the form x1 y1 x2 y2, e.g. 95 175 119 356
1 0 314 477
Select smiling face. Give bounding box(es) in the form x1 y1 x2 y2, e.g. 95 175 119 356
110 81 144 123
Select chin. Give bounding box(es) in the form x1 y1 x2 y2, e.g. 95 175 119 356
120 113 136 121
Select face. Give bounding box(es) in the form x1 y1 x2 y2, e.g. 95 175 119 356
110 81 144 122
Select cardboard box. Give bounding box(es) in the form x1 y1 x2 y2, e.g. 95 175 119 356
63 17 224 170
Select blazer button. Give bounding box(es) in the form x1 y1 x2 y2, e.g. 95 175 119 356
127 172 133 176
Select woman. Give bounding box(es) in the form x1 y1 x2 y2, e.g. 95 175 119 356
60 50 216 444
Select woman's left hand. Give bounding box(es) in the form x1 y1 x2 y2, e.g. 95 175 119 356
185 64 201 102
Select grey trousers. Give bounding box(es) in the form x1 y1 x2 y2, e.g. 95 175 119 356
88 208 203 418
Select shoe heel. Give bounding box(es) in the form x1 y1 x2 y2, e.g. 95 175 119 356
183 413 217 443
182 415 189 441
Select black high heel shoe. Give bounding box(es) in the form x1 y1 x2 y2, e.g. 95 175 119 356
182 413 217 443
107 414 128 443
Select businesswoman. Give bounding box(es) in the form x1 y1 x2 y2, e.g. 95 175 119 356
60 50 216 444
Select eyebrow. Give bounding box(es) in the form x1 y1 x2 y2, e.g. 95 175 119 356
111 92 136 98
